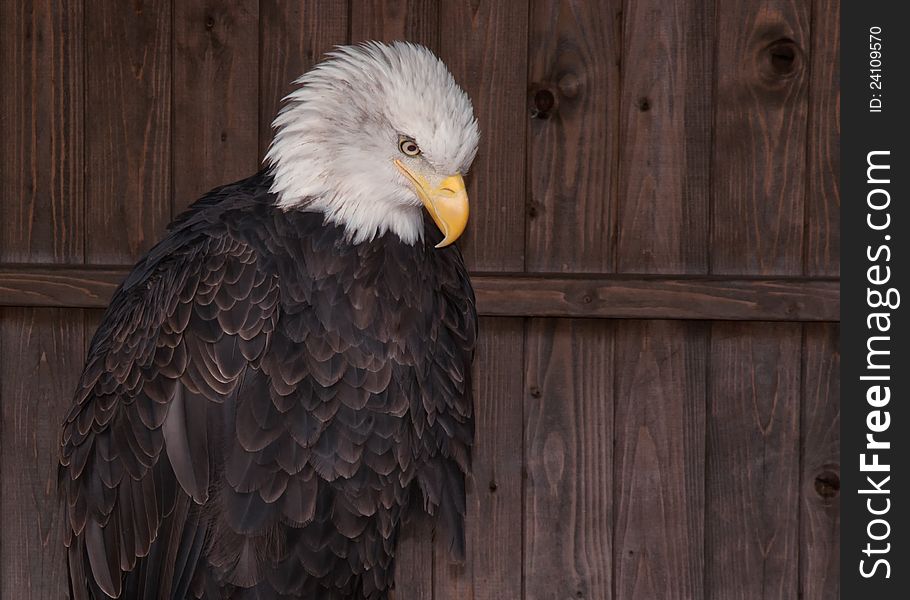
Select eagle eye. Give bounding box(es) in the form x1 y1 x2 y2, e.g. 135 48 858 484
398 138 421 157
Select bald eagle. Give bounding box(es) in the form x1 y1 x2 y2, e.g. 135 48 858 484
59 42 478 599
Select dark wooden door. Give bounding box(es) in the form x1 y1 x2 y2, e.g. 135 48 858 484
0 1 839 598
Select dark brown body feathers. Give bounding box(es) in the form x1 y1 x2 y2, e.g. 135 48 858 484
59 171 476 599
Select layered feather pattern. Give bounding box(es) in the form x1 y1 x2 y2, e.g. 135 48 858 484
59 171 476 599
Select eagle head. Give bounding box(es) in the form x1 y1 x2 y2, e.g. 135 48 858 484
266 41 480 247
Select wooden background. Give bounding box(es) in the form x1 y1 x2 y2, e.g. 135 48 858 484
0 0 839 598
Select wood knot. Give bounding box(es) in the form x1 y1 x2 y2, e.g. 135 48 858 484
488 480 498 492
526 200 542 220
814 469 840 499
760 38 802 82
529 86 557 119
205 16 216 30
529 385 542 398
637 97 651 112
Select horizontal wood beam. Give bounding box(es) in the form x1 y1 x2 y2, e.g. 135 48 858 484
0 266 839 322
0 267 125 309
475 275 838 322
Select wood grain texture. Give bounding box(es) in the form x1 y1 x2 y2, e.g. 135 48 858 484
800 324 839 599
438 0 528 272
0 266 124 308
612 321 706 599
805 0 840 276
435 318 524 600
351 0 440 49
0 308 86 599
525 319 612 600
258 0 349 157
0 267 840 321
0 0 84 263
394 512 434 600
84 0 172 263
474 275 838 321
706 322 801 599
173 0 260 212
616 0 713 274
710 0 811 275
526 0 621 272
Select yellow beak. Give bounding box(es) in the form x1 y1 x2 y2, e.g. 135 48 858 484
395 160 469 248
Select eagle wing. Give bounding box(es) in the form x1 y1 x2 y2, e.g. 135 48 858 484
59 222 279 599
60 188 478 598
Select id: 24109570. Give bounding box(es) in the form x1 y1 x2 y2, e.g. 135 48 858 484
869 26 883 113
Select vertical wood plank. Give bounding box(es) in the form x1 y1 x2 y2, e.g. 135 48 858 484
394 513 434 600
84 0 172 263
0 313 2 599
0 312 2 598
434 318 524 600
0 308 86 599
616 0 713 274
800 324 839 599
438 0 528 272
351 0 440 49
706 322 801 599
805 0 839 276
710 0 811 275
173 0 260 213
0 0 84 263
526 0 621 273
612 321 706 599
258 0 349 157
525 319 612 600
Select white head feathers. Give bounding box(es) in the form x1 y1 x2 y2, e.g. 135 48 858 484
266 42 480 245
